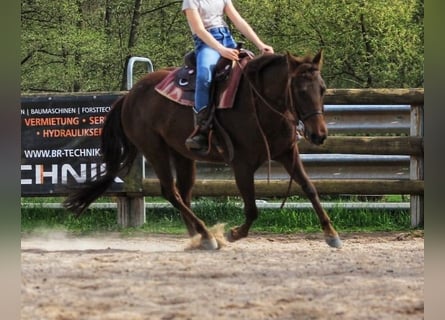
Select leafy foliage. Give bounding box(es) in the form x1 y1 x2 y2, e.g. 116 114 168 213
21 0 423 92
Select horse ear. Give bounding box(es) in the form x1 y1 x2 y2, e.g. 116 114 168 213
313 49 324 70
285 51 299 70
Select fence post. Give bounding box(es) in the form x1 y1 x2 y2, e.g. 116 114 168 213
116 56 154 227
116 153 145 227
410 104 424 227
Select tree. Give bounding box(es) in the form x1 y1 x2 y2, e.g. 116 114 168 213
21 0 423 92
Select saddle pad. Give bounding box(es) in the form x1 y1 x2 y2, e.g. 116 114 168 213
155 55 252 109
155 68 194 107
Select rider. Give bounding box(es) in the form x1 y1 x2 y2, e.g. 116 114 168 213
182 0 274 151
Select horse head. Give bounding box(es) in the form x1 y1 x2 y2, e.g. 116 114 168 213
286 50 327 145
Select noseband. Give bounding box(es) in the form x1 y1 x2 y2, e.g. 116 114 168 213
296 108 324 122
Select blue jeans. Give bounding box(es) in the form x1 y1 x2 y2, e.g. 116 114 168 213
192 27 237 113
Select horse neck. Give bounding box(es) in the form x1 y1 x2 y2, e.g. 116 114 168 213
250 64 292 119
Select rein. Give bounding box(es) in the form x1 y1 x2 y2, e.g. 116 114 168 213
237 59 294 184
238 60 297 125
237 59 323 130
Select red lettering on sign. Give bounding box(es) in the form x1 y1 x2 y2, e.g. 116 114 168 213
89 116 105 125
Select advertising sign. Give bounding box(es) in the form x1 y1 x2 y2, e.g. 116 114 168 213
21 93 125 195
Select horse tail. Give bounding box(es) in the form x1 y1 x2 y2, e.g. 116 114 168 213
63 95 138 215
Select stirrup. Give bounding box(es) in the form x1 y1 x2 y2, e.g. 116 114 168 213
185 128 213 154
185 134 207 150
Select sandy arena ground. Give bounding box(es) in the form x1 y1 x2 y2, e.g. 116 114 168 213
21 231 424 320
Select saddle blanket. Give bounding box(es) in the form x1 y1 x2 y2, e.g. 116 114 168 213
154 53 253 109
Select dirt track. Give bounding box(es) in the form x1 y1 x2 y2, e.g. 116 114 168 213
21 231 424 320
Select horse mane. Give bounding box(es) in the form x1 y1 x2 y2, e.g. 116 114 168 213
244 52 315 85
244 54 284 80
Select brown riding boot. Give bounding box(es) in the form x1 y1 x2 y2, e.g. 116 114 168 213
185 108 212 151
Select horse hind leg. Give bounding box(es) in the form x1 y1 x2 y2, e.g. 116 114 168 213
171 151 197 237
142 141 219 250
227 164 258 242
156 167 219 250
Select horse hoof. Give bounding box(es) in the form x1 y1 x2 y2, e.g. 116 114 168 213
225 227 247 242
200 237 219 250
225 231 235 243
225 230 243 242
325 236 343 248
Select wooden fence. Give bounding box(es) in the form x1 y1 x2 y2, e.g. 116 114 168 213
118 88 423 228
20 88 424 228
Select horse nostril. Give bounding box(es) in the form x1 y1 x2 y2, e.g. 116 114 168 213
310 133 318 142
311 134 326 145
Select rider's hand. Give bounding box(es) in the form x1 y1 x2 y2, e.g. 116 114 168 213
219 47 240 61
260 45 274 55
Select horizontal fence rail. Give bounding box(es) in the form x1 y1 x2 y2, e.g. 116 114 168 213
324 105 411 134
165 155 411 181
141 179 424 197
21 201 411 210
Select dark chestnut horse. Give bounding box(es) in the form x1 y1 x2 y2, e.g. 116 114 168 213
63 50 342 249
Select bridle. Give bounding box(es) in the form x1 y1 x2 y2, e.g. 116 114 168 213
285 70 325 123
238 60 324 127
237 61 325 155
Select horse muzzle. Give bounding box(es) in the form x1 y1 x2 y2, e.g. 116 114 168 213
308 132 327 145
304 122 328 145
298 117 327 145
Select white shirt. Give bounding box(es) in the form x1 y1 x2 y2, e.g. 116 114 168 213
182 0 231 33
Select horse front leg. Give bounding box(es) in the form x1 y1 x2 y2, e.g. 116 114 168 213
227 165 258 242
275 148 342 248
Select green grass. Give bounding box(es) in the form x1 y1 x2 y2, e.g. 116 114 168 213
21 207 118 235
21 197 416 236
